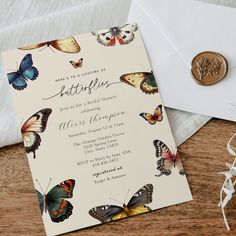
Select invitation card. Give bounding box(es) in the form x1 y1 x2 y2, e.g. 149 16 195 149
2 23 192 236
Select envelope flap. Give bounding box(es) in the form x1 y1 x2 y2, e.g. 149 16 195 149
136 0 236 67
128 0 176 68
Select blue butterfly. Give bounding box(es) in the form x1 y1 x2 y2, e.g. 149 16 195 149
7 54 39 91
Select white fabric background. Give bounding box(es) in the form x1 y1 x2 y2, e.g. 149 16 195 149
0 0 233 148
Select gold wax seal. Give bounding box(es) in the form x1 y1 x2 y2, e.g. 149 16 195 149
191 51 228 86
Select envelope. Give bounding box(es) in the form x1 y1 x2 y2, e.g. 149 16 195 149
128 0 236 121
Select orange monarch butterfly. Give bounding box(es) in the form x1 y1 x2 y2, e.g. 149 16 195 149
139 105 163 125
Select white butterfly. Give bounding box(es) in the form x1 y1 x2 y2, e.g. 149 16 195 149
92 24 138 46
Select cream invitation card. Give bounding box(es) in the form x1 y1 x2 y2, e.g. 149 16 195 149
2 24 192 236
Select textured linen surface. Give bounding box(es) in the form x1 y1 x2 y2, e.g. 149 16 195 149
0 0 232 147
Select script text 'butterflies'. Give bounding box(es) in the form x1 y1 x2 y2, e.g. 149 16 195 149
140 105 163 125
89 184 153 223
19 37 80 54
120 71 158 94
21 108 52 158
36 179 75 223
153 140 185 177
92 24 138 46
7 54 38 91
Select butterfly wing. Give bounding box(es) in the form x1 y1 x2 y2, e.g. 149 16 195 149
21 67 39 81
116 24 138 45
153 140 175 176
154 105 163 122
156 158 174 176
92 28 116 46
89 205 124 223
78 58 83 67
118 184 153 217
153 140 173 159
36 190 44 215
21 108 52 158
19 42 48 50
19 54 33 72
47 198 73 223
139 105 163 125
50 37 80 53
140 72 158 94
119 23 138 33
70 61 78 68
23 131 41 158
47 179 75 199
120 72 146 88
127 184 153 209
21 108 52 134
46 179 75 223
19 54 39 81
139 113 157 125
126 205 151 217
69 58 83 68
8 72 20 84
7 72 27 90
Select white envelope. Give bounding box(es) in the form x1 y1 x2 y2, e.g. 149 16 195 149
128 0 236 121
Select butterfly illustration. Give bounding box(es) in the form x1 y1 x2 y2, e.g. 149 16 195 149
19 37 80 53
153 140 185 177
120 71 158 94
70 58 83 68
89 184 153 223
92 23 138 46
36 179 75 223
21 108 52 159
7 54 39 91
140 105 163 125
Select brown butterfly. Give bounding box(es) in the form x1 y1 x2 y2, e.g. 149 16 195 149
21 108 52 158
19 37 80 54
69 58 83 68
120 72 158 94
139 105 163 125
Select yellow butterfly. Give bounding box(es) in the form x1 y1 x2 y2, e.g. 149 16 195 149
19 37 80 54
89 184 153 223
120 72 158 94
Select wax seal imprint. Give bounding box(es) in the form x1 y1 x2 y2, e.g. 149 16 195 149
191 51 228 86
